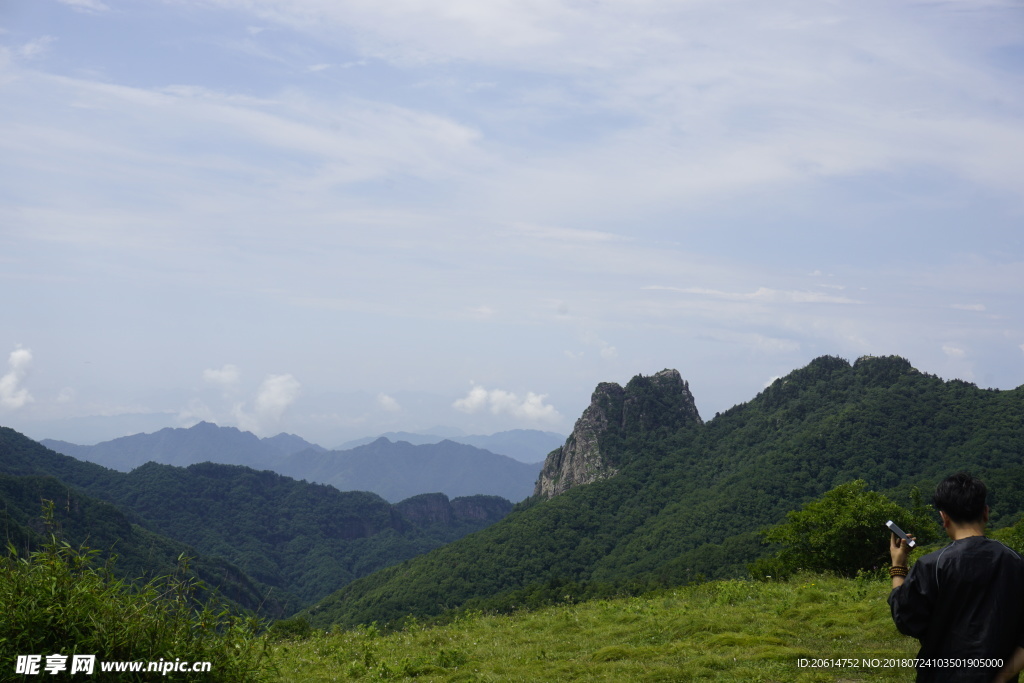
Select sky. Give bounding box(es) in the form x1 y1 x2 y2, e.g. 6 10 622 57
1 0 1022 448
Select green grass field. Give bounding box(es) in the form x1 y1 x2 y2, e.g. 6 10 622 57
270 573 919 682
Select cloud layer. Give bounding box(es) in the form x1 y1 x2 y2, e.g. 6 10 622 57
0 0 1020 444
454 385 562 423
0 348 33 410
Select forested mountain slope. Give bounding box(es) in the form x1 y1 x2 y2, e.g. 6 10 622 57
304 355 1024 628
0 427 512 615
0 433 282 615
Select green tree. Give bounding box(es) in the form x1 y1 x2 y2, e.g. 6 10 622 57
749 480 940 579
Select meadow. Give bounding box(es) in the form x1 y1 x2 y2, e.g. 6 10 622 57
271 572 918 682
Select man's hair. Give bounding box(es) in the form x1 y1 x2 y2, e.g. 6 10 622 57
933 471 988 524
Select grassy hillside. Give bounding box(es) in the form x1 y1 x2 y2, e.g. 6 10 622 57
273 573 921 682
306 356 1024 628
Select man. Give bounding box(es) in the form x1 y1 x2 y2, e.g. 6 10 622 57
889 472 1024 683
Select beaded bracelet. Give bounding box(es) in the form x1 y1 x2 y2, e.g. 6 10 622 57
889 565 908 578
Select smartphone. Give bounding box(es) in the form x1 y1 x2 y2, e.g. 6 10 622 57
886 520 917 548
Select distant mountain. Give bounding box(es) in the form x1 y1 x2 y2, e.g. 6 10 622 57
42 423 543 501
0 426 513 614
304 356 1024 628
337 429 565 463
456 430 566 463
41 421 325 472
277 438 540 503
336 431 449 449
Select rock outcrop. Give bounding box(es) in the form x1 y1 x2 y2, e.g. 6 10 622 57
533 369 701 500
394 492 513 526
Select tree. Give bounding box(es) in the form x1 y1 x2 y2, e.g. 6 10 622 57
749 480 940 579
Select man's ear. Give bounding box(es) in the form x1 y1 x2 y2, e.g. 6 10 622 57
939 510 951 528
983 505 990 524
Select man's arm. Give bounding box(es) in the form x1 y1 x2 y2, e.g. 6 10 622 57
992 646 1024 683
888 532 933 639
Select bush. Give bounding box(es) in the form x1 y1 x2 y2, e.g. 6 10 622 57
992 517 1024 555
749 480 940 579
0 503 269 681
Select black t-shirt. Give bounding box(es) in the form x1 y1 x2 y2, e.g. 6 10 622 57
889 536 1024 682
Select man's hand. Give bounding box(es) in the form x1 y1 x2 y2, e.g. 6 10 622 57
889 532 914 589
890 532 914 567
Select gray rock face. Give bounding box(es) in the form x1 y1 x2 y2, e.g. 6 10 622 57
533 369 701 500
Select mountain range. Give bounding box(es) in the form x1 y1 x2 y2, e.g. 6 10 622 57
303 356 1024 628
41 422 326 472
336 429 565 463
43 425 546 502
6 354 1023 632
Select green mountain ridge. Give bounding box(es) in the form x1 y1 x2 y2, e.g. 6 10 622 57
0 427 513 617
302 355 1024 628
0 469 281 616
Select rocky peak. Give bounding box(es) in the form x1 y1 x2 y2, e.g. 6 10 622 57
533 369 701 500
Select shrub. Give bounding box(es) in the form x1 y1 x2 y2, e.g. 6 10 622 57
749 480 939 579
0 502 269 681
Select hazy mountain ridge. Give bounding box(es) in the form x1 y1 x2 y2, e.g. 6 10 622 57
44 425 542 503
41 421 325 472
277 438 539 502
304 355 1024 628
337 429 565 464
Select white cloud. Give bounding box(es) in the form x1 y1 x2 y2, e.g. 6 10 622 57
942 344 967 358
377 393 401 412
178 398 216 426
511 223 624 244
453 385 489 413
18 37 57 61
254 373 301 420
231 373 302 435
203 364 241 388
0 347 34 410
643 285 862 305
56 0 110 12
468 305 495 319
453 384 562 423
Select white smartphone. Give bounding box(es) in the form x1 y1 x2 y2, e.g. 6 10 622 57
886 520 917 548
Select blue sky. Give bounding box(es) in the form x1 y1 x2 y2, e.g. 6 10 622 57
1 0 1022 446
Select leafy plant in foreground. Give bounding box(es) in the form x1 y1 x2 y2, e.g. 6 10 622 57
0 502 270 682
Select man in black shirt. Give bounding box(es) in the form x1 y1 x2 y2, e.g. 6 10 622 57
889 472 1024 683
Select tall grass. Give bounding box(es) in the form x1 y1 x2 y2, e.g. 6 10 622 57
0 502 270 681
272 572 918 682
